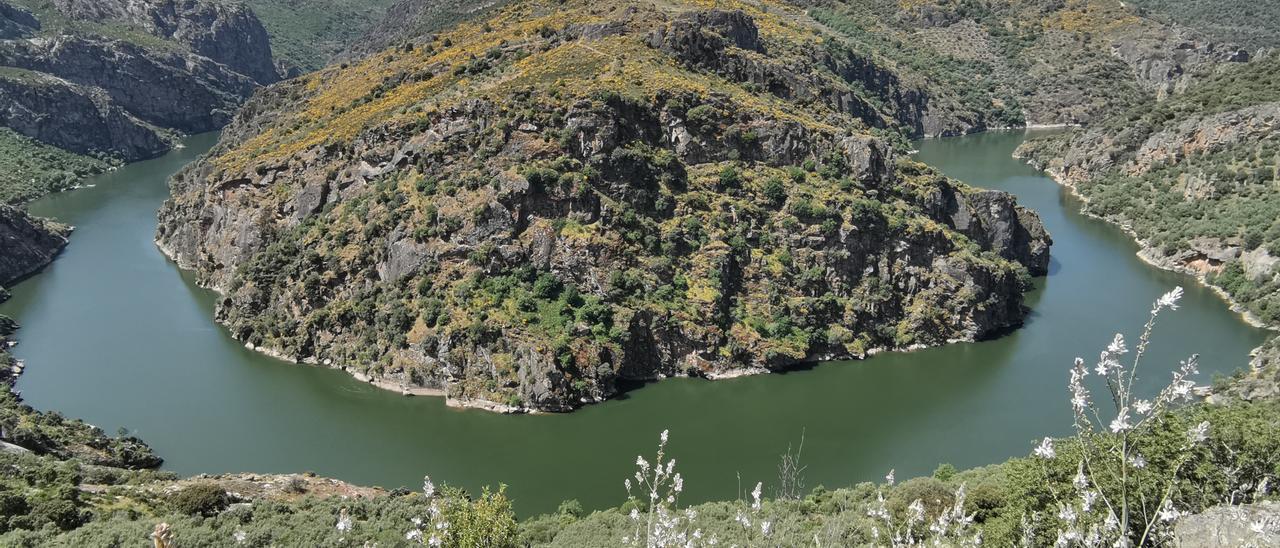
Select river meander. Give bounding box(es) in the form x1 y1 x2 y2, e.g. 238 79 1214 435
0 130 1268 515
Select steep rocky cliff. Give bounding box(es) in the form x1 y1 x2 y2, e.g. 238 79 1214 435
0 204 68 291
49 0 279 85
1017 54 1280 329
158 0 1050 412
0 69 170 161
0 0 279 200
341 0 508 62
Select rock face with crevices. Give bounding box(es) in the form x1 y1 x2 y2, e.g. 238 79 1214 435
158 0 1050 412
50 0 280 85
0 204 68 291
0 0 278 185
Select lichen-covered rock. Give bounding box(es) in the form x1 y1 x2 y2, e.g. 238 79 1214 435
1174 500 1280 546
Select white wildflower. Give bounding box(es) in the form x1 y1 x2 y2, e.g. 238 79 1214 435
1187 421 1210 444
908 499 925 524
885 469 896 486
1171 380 1194 401
1109 407 1132 433
406 529 423 542
1073 463 1088 490
1134 399 1153 415
428 535 443 547
1130 453 1146 469
761 520 772 536
1081 490 1098 512
1156 286 1184 311
232 529 247 544
1107 333 1128 355
423 475 436 498
751 481 763 509
1157 500 1181 522
1058 504 1077 523
1034 437 1056 459
336 509 353 533
1096 352 1121 376
660 429 669 445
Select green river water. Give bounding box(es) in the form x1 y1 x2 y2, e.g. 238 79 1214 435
0 130 1269 516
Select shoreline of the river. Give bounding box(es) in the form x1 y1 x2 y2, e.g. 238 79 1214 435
1013 153 1279 335
156 222 1026 414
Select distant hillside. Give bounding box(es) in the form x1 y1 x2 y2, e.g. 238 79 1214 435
1127 0 1280 50
810 0 1250 128
341 0 510 61
0 0 280 204
244 0 398 72
1018 54 1280 326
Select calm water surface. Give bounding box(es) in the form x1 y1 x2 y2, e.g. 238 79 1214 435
1 131 1269 515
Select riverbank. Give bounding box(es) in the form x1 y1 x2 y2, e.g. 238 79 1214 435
1013 148 1280 335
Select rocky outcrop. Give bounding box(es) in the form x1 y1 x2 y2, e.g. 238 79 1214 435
646 9 953 137
0 2 38 39
0 72 170 160
1174 500 1280 546
1110 32 1250 99
50 0 279 84
157 2 1050 412
0 35 257 133
0 0 277 182
0 205 69 288
929 187 1052 276
1130 103 1280 175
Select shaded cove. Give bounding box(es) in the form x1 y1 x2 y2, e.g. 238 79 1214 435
1 131 1267 515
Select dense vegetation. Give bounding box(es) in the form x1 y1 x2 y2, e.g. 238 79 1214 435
243 0 398 71
0 384 1275 545
0 129 112 205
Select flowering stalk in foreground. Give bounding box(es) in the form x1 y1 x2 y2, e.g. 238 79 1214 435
404 475 449 546
1033 287 1216 546
623 429 745 547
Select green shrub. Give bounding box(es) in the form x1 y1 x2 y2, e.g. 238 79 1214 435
168 484 230 517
